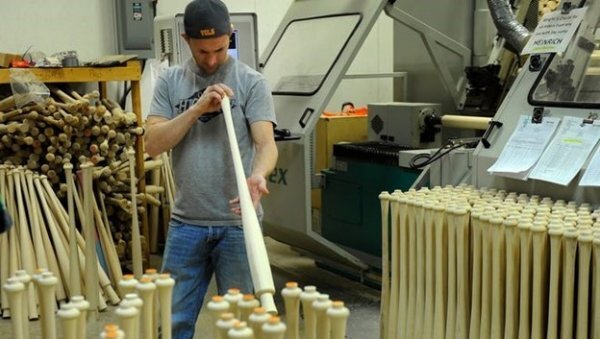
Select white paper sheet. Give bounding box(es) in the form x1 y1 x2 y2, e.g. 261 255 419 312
529 116 600 186
579 145 600 186
521 7 586 55
487 115 560 179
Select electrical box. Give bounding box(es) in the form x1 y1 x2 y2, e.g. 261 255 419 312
115 0 155 59
368 102 442 148
154 13 259 69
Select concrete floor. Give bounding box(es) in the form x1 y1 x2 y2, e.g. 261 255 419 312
0 237 380 338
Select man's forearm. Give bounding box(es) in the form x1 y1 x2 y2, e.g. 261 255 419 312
252 142 278 178
145 108 200 157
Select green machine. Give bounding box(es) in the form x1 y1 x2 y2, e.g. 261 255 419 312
321 142 422 268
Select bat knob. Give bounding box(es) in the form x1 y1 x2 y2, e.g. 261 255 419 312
259 293 277 315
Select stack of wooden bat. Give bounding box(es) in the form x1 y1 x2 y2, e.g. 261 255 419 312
2 268 176 339
0 165 122 321
0 88 174 260
0 90 145 255
0 90 140 188
379 185 600 339
205 282 350 339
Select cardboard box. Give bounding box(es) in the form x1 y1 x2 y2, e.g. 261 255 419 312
0 53 22 68
312 115 368 209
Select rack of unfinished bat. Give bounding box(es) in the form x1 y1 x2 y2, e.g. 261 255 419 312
0 60 157 260
0 62 177 327
379 185 600 339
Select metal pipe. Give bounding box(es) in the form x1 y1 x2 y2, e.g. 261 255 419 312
486 0 531 53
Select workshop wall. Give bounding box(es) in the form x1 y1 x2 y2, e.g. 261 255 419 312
0 0 118 61
0 0 394 112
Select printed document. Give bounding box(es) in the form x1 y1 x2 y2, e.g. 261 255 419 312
579 145 600 186
488 115 560 179
529 116 600 186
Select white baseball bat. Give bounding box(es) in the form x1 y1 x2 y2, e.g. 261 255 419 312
299 286 319 339
127 148 143 279
468 209 483 339
454 208 471 339
445 206 458 339
327 301 350 339
312 294 332 339
220 96 276 314
248 307 270 339
397 195 411 339
3 277 25 339
576 230 593 339
414 200 426 339
561 227 578 339
387 194 400 339
0 167 10 315
490 216 505 339
378 191 390 339
592 234 600 339
432 204 448 339
281 282 302 339
35 271 58 339
70 295 90 339
261 316 286 339
65 163 81 297
531 224 548 339
156 273 175 339
136 277 156 339
422 202 436 339
238 294 259 323
208 296 231 339
115 304 138 339
57 303 80 339
216 312 237 339
81 162 99 316
504 218 521 339
405 201 417 339
13 169 39 320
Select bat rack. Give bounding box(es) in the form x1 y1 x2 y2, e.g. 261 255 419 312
0 60 150 265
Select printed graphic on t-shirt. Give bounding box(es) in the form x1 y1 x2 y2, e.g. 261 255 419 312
175 88 238 123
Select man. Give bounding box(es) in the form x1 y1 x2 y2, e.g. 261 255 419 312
0 197 11 233
144 0 278 337
341 101 355 113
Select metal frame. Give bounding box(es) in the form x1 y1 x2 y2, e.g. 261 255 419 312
384 3 471 110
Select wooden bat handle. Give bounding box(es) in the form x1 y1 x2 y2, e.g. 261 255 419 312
220 96 276 314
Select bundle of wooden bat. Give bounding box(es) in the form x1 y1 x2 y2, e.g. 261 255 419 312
379 185 600 339
0 89 172 254
205 282 350 339
0 165 124 322
2 269 176 339
0 90 141 192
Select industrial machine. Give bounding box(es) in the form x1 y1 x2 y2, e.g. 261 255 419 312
474 0 600 202
259 0 498 273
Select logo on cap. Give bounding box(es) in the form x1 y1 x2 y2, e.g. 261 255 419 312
200 28 216 37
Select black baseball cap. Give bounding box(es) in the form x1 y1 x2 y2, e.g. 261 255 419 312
184 0 231 39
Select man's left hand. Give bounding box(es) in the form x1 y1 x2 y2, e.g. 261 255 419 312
229 174 270 215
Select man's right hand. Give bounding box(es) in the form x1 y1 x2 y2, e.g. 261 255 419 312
193 83 234 117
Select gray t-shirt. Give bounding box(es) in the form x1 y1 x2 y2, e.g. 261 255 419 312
149 57 276 226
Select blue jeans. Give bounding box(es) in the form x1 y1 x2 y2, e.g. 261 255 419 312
161 219 253 339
